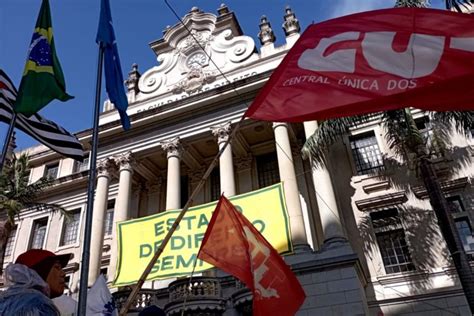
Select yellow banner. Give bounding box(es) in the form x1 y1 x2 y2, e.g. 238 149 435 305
114 183 292 286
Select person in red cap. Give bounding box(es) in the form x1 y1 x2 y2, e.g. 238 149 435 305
0 248 72 315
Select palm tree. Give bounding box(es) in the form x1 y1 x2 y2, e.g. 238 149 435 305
302 0 474 312
304 114 474 311
0 153 65 272
396 0 474 11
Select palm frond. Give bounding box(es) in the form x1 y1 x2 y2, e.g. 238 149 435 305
432 111 474 138
395 0 430 7
0 199 23 223
0 153 63 224
302 115 370 166
429 127 450 157
404 109 425 150
446 0 474 12
382 110 412 161
425 112 452 157
381 109 425 160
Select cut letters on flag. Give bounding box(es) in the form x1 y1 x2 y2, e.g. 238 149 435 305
96 0 130 130
245 8 474 122
0 70 84 161
14 0 73 117
198 195 306 316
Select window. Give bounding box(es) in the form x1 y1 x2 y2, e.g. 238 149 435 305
44 163 59 179
64 274 73 295
447 196 465 213
256 152 280 188
415 116 432 138
180 175 189 208
455 218 474 254
371 209 415 274
100 267 108 281
74 153 90 173
210 168 220 201
4 226 17 258
104 200 115 236
415 116 435 151
60 210 81 246
29 218 48 249
350 132 384 175
376 230 415 274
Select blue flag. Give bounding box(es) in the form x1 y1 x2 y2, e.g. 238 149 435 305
96 0 130 130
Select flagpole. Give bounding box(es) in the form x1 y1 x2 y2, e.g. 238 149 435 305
118 115 245 316
77 45 104 316
0 113 17 172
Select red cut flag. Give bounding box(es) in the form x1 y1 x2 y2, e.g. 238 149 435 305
198 195 306 316
245 7 474 122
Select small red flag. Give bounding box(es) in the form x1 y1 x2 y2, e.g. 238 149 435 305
245 8 474 122
198 195 306 316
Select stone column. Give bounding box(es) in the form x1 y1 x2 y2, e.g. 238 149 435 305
108 151 135 281
189 167 206 205
273 122 309 250
146 178 163 215
211 122 236 197
89 158 115 286
235 155 253 194
304 121 346 245
161 138 183 210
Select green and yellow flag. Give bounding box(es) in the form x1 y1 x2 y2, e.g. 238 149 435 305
14 0 73 116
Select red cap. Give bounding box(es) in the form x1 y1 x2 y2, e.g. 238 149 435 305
15 249 71 269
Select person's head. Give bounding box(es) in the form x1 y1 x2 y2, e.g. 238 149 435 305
15 249 71 298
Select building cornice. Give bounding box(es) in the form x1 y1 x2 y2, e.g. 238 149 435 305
355 192 408 211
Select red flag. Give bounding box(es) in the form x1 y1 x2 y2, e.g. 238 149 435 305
198 195 306 316
245 8 474 122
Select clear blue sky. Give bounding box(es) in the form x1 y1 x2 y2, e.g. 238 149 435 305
0 0 445 151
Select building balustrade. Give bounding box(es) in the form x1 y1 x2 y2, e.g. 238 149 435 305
231 280 252 316
165 277 225 316
113 288 156 313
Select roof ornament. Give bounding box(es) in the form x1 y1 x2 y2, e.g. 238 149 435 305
162 25 171 36
258 15 276 46
282 6 300 37
125 63 141 96
217 3 230 16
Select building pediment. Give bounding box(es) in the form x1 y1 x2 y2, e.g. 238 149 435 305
138 6 256 97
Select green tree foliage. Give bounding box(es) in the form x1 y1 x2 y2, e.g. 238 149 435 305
0 153 65 272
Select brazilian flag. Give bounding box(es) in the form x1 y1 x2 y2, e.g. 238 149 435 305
14 0 73 116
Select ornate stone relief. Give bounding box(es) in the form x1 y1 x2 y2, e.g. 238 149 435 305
178 29 214 54
160 137 183 159
211 29 254 64
138 8 256 97
138 54 173 94
188 167 206 184
235 155 253 170
147 178 163 193
96 158 116 178
211 122 232 144
115 151 135 172
172 67 217 94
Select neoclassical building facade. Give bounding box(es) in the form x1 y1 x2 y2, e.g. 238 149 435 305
2 5 473 316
